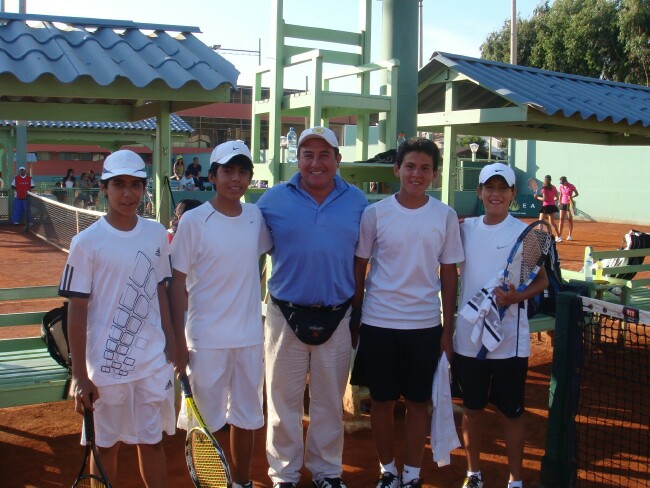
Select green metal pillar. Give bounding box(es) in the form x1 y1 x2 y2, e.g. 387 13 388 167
381 0 419 142
155 104 171 227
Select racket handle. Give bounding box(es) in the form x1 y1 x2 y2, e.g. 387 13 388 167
178 372 192 398
476 345 488 360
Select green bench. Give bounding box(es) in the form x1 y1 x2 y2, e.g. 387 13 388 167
0 286 69 407
561 246 650 311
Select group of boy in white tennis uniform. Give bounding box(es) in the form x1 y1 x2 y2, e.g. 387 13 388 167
59 126 547 488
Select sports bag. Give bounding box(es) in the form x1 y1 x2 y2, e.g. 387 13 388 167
41 302 71 370
601 230 650 280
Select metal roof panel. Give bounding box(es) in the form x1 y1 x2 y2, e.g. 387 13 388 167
425 52 650 128
0 14 239 91
1 113 193 132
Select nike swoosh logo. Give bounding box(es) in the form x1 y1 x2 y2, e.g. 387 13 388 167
497 245 509 249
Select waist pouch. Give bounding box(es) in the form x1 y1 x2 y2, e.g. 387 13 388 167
271 296 351 345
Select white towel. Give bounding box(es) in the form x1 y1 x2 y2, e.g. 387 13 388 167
430 355 461 466
459 274 505 355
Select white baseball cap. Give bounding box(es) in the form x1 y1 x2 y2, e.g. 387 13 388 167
18 166 26 171
101 149 147 181
298 126 339 148
479 163 516 186
210 140 252 165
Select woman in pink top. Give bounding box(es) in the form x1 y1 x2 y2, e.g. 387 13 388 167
558 176 579 241
535 175 561 240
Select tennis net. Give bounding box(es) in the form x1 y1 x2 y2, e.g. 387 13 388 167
574 296 650 487
543 293 650 487
28 192 104 252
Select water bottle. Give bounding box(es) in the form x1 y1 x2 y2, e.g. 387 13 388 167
287 127 298 164
397 131 406 147
584 254 594 282
595 259 604 281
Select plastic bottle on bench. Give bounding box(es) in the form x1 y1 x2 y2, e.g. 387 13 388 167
584 253 594 282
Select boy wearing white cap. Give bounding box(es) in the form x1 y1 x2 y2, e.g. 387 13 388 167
453 163 548 488
170 141 272 488
59 149 176 486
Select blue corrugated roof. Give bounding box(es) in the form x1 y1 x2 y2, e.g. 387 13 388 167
0 113 193 132
426 52 650 128
0 12 239 91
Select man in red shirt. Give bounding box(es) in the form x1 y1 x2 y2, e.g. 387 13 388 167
12 166 34 225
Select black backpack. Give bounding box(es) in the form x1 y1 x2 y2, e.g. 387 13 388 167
528 239 563 318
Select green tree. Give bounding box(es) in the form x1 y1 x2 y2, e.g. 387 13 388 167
480 0 650 86
618 0 650 85
457 135 487 150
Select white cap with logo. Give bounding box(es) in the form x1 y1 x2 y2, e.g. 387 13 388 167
210 140 252 165
101 150 147 181
298 126 339 149
478 163 516 187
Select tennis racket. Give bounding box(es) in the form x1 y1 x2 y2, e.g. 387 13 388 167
179 373 232 488
72 398 112 487
527 177 538 194
476 220 553 359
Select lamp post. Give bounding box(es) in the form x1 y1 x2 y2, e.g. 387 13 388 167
469 142 479 162
212 39 262 66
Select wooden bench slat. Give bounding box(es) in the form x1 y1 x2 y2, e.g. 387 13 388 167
0 285 60 301
0 337 47 353
592 249 650 260
0 311 47 328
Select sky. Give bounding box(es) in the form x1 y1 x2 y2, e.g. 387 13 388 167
4 0 548 88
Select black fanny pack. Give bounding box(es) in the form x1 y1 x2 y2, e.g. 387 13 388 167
271 296 351 345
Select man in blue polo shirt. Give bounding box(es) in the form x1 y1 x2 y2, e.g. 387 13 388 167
257 127 367 488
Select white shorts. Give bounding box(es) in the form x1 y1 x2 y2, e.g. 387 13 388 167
84 364 176 448
177 344 264 432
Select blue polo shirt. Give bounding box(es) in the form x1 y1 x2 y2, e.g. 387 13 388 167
257 173 368 306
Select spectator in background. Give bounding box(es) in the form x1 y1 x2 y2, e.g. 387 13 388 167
62 168 76 188
535 175 561 240
172 155 185 181
12 166 34 225
179 169 197 191
0 170 4 189
168 198 202 243
187 157 204 190
75 172 93 207
557 176 579 241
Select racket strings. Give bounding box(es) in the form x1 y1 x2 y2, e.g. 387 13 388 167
74 477 109 488
519 228 552 284
189 430 229 487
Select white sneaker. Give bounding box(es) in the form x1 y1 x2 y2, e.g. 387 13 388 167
567 235 573 241
555 236 563 242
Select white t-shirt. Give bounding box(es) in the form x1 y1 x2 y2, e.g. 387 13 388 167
453 214 531 359
356 195 465 330
59 217 172 387
179 175 195 191
171 202 272 349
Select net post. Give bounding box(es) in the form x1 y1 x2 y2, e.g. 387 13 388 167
539 291 580 487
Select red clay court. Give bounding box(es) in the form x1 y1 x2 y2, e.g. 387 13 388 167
1 220 648 488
